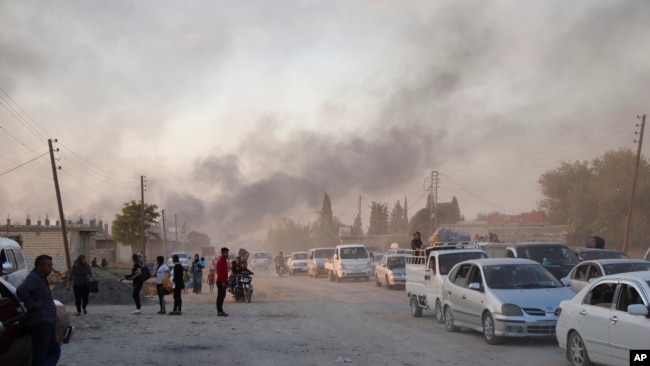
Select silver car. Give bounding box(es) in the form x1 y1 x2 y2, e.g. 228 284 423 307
442 258 575 344
563 259 650 293
374 254 405 289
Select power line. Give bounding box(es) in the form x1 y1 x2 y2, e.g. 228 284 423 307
0 151 49 177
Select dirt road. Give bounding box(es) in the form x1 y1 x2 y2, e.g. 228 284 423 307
57 268 568 366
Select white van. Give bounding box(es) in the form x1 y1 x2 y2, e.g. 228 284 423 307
0 238 29 288
250 251 270 269
307 247 335 278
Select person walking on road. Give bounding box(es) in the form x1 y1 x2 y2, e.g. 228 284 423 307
216 247 229 317
16 254 61 366
155 255 170 314
191 253 204 294
119 253 143 314
66 254 93 316
170 254 185 315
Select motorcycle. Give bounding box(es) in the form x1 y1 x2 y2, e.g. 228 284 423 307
229 273 253 303
276 262 285 277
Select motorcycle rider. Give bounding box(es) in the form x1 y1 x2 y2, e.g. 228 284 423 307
275 251 285 274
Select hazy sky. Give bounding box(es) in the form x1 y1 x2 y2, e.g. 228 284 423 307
1 1 649 239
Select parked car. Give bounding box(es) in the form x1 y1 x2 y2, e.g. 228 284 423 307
483 242 580 280
0 238 29 288
250 251 270 269
442 258 575 345
374 254 406 289
287 252 308 275
385 248 415 256
556 271 650 366
563 259 650 293
167 251 190 270
0 277 71 365
571 247 629 261
307 248 335 278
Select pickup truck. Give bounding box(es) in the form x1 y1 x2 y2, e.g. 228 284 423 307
405 242 486 323
325 244 372 282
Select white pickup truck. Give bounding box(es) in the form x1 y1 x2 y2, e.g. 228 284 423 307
405 242 486 323
325 244 372 282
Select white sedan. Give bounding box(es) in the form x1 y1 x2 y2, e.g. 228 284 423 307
563 259 650 293
442 258 575 345
556 271 650 366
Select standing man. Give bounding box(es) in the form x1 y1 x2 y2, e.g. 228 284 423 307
16 254 61 366
216 247 229 317
190 253 203 294
411 231 424 256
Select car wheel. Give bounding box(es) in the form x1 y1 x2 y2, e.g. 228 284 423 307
386 276 392 289
410 295 423 318
482 312 502 345
444 305 458 332
375 275 381 287
568 331 593 366
435 299 444 324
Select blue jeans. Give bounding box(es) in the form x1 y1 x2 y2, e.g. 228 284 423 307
26 321 60 366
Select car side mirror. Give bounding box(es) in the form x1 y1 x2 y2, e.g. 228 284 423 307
333 254 338 260
469 282 482 291
628 304 649 316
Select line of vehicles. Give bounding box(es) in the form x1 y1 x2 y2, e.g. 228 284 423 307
280 240 650 366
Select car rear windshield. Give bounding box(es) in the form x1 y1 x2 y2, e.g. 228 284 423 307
387 256 405 268
316 249 335 259
603 262 650 275
520 246 579 266
439 252 487 275
254 253 266 258
580 251 629 260
340 247 369 259
293 253 308 260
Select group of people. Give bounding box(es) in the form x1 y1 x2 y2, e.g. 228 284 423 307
90 256 108 267
117 248 231 317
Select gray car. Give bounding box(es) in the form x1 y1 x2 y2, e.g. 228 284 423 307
442 258 575 345
563 258 650 293
374 254 405 289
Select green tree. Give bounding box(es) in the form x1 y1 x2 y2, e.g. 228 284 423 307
351 214 364 237
436 197 462 225
111 200 161 252
408 207 432 243
187 231 210 252
389 200 407 233
537 148 650 248
266 217 313 253
367 202 389 235
314 193 339 246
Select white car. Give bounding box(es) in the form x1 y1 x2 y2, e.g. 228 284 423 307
442 258 575 344
167 252 190 270
556 271 650 366
563 259 650 293
288 252 308 275
374 254 406 289
251 251 270 269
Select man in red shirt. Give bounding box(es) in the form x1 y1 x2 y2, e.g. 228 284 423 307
216 247 229 316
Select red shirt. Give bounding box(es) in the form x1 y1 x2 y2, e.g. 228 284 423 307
216 256 229 282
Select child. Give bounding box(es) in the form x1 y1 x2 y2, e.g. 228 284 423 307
208 271 215 293
183 269 190 295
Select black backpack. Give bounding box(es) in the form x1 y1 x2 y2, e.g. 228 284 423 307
140 265 152 282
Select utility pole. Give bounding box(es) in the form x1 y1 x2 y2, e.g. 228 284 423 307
174 213 178 247
162 210 168 257
141 175 146 262
358 195 362 243
48 139 72 272
433 171 439 232
428 171 434 237
623 114 646 253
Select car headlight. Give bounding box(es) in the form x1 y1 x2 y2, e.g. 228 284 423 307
501 303 523 316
